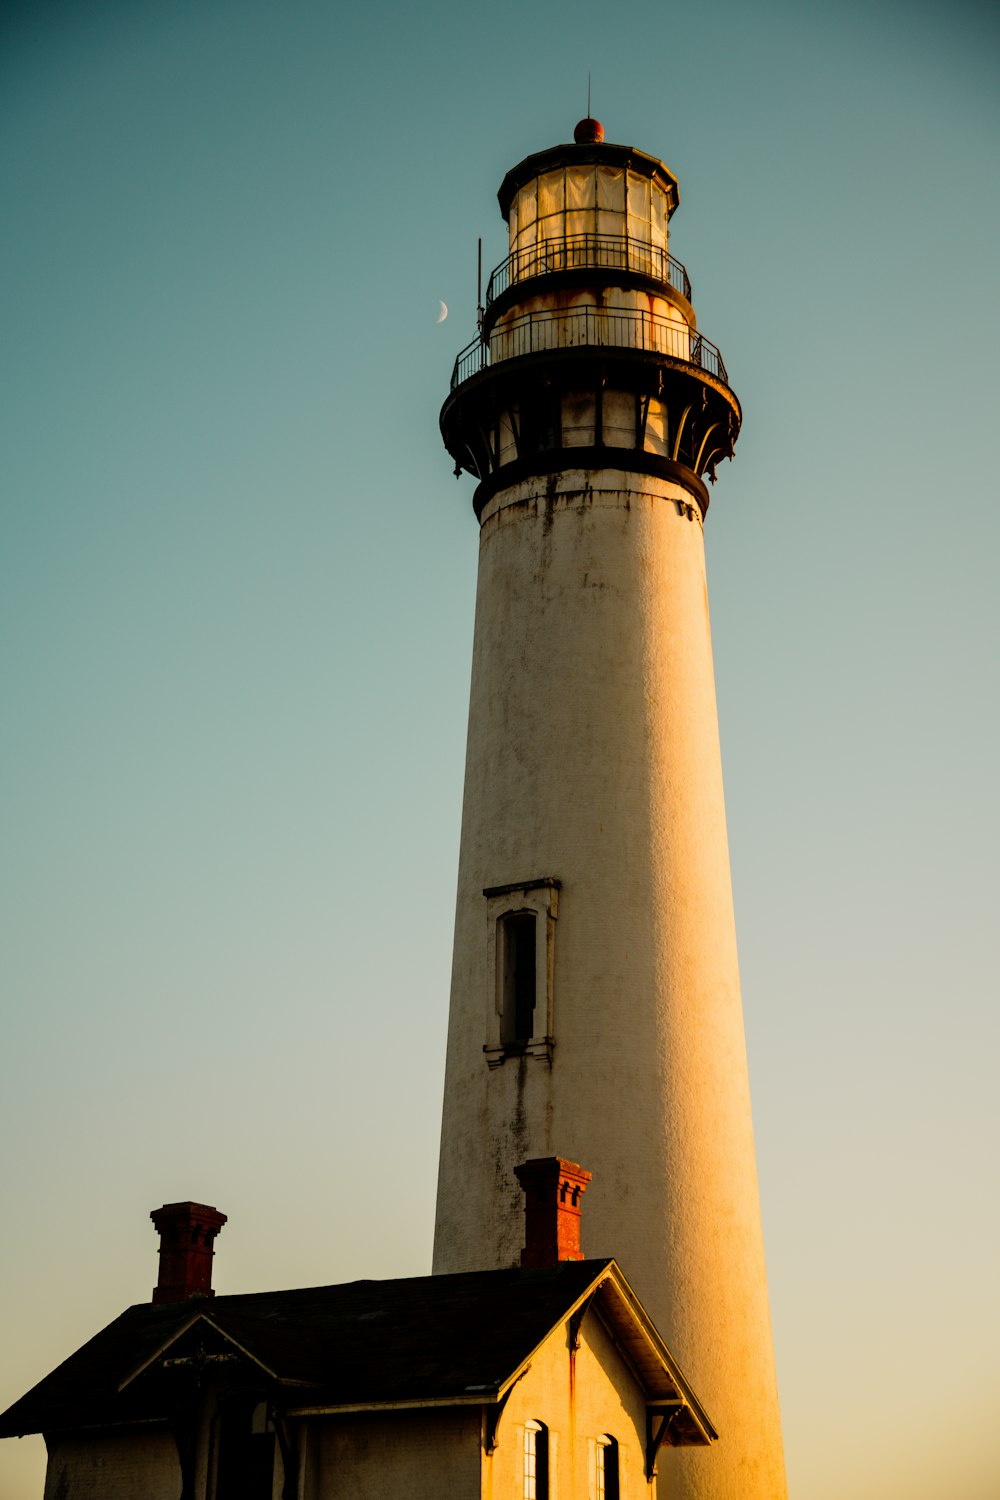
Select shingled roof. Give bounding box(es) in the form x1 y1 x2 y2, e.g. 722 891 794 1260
0 1259 715 1447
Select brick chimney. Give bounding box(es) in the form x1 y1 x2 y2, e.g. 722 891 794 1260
150 1202 227 1305
514 1157 592 1269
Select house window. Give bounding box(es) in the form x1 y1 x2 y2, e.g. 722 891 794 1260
524 1420 549 1499
597 1435 619 1500
501 911 536 1044
482 878 559 1067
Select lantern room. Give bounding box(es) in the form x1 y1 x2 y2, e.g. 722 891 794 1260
442 125 739 519
495 138 682 297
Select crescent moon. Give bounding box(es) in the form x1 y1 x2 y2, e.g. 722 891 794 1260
436 300 448 324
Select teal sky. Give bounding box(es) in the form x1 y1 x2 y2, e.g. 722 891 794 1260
2 2 998 1496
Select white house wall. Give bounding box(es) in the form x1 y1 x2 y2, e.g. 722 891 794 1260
42 1429 180 1500
301 1406 481 1500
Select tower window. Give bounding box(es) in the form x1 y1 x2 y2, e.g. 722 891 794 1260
597 1435 619 1500
519 388 561 453
601 389 638 448
643 396 670 457
482 878 559 1068
524 1420 549 1499
562 389 596 448
501 911 537 1044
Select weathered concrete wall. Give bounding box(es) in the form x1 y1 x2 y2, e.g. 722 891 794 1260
433 469 787 1500
302 1407 481 1500
43 1429 180 1500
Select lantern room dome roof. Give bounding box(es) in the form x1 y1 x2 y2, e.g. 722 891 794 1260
574 117 604 143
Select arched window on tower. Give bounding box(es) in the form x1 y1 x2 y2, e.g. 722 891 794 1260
596 1434 619 1500
524 1420 549 1499
482 877 559 1068
500 910 537 1044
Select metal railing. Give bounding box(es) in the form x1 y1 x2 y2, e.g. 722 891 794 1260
452 334 490 388
486 235 692 306
450 306 728 390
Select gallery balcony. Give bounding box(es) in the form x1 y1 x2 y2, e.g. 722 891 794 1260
485 233 692 310
450 305 730 392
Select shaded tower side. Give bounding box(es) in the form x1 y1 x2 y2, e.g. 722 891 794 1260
434 125 786 1500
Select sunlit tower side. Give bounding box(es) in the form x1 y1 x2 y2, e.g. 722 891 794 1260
434 119 786 1499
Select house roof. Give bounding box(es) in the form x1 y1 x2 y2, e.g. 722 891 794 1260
0 1259 715 1447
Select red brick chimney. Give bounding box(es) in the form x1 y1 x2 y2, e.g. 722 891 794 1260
514 1157 592 1269
150 1202 227 1305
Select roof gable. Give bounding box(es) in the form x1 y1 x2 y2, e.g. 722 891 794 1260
118 1312 280 1392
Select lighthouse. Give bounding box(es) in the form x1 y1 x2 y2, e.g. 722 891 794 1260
434 119 787 1499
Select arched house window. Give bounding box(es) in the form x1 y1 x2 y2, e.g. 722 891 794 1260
523 1419 549 1499
482 878 559 1067
596 1434 619 1500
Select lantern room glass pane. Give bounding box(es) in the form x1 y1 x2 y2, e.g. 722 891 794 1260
519 182 537 226
566 165 596 210
627 172 651 238
651 187 668 248
508 196 519 245
538 169 565 218
597 165 624 211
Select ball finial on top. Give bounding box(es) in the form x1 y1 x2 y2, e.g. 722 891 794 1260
574 117 604 144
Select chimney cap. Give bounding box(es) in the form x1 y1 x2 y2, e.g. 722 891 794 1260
149 1201 228 1230
515 1156 592 1189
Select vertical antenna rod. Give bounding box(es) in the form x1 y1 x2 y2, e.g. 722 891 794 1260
477 237 483 331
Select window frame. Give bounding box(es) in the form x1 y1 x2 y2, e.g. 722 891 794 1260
482 878 559 1068
596 1433 620 1500
523 1418 549 1499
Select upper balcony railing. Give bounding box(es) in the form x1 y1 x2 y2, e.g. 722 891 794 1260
450 305 728 390
486 235 692 307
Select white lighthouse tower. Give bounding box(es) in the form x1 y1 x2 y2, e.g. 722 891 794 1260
434 119 787 1499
